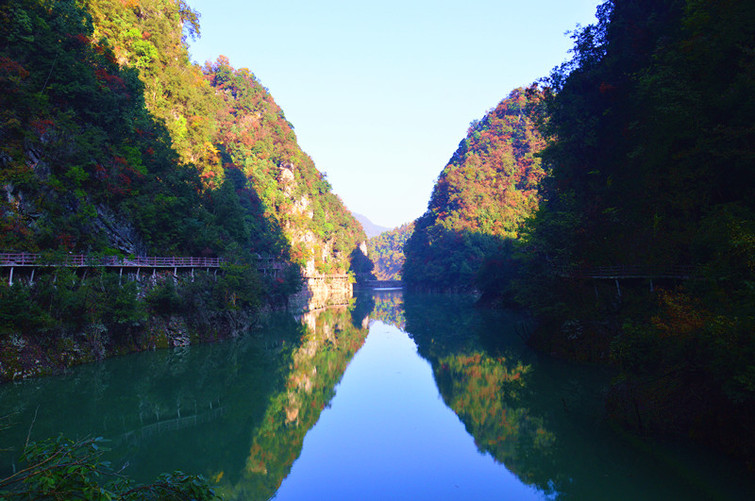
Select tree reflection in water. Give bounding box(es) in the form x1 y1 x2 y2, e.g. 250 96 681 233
366 289 405 330
216 305 370 500
2 292 751 500
402 293 563 496
401 293 754 500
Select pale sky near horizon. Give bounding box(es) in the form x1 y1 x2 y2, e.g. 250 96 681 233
187 0 602 229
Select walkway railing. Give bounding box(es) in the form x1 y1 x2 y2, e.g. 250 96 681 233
0 253 223 268
555 265 697 280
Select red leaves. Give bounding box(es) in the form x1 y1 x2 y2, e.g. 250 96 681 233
94 68 126 91
93 163 107 181
30 118 55 136
69 33 90 45
57 233 74 250
0 56 30 80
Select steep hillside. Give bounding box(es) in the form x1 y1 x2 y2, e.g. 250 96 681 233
402 87 546 291
367 222 413 280
517 0 755 461
0 0 219 255
1 0 364 271
0 0 366 380
205 57 365 274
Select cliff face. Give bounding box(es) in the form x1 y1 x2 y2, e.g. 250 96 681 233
289 275 354 312
205 59 366 275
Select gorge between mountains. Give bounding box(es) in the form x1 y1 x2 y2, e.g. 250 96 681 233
1 0 754 498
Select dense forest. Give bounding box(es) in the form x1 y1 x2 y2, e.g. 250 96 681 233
2 0 753 481
518 0 755 462
367 222 413 280
405 0 754 462
0 0 365 379
403 87 547 293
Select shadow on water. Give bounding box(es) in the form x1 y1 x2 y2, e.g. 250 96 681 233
400 292 754 501
1 291 753 500
0 293 373 500
0 311 304 486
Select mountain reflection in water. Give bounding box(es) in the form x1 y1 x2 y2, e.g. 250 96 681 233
1 291 752 500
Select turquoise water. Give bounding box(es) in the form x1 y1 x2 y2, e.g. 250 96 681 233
0 292 751 499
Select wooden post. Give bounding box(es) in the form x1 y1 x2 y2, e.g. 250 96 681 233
30 268 35 286
119 267 122 286
649 279 654 292
8 266 13 286
136 267 140 281
615 279 621 298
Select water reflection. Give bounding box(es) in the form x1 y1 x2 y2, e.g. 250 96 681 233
368 289 405 330
402 293 752 500
1 292 752 500
219 306 370 500
0 311 305 487
0 300 370 500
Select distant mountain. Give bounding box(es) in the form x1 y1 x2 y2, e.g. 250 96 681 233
353 213 390 238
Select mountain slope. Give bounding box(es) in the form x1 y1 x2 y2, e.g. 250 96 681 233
402 87 547 291
1 0 365 275
353 213 389 238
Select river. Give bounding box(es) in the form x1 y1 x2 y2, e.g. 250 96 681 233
0 290 752 499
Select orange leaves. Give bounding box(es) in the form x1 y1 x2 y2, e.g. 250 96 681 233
651 289 708 339
30 118 54 136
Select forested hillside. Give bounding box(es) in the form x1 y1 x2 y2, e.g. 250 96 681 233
402 88 546 292
1 0 363 272
367 222 413 280
402 0 754 463
0 0 365 378
514 0 755 461
83 0 365 274
1 0 216 255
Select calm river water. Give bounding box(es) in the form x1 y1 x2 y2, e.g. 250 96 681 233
0 291 752 499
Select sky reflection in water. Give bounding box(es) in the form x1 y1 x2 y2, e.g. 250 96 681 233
274 321 543 500
1 292 753 500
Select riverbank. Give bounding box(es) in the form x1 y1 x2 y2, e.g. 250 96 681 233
0 267 358 383
0 268 262 382
518 278 755 469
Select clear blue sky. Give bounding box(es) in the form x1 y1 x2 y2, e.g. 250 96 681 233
187 0 602 229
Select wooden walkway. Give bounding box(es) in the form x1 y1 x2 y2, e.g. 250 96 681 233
555 264 699 297
0 253 224 269
0 253 227 286
556 265 696 280
0 253 347 286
